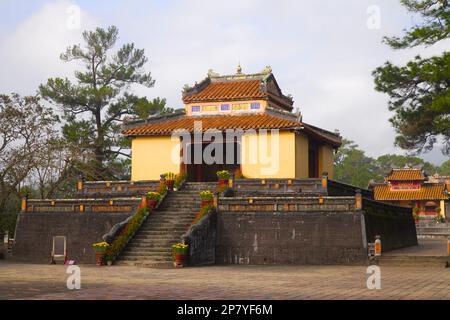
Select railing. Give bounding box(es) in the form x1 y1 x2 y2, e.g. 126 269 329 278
327 179 373 199
22 198 141 213
234 178 327 196
76 180 160 198
218 195 359 212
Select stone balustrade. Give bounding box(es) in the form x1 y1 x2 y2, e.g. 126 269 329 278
218 195 358 213
76 180 160 198
22 197 141 214
233 178 327 196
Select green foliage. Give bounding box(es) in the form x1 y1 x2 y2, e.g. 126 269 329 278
383 0 449 49
163 172 177 180
373 0 450 155
157 180 168 196
131 97 174 120
105 207 148 262
333 139 379 188
439 159 450 175
0 212 17 234
375 154 438 176
172 243 189 255
334 138 447 188
145 191 161 202
174 172 188 189
199 190 214 200
216 170 230 179
192 204 214 226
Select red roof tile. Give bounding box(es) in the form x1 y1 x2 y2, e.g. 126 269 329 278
373 183 448 201
122 113 302 136
183 80 266 103
385 169 425 181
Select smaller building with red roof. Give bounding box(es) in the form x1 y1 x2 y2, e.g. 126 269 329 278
371 166 449 221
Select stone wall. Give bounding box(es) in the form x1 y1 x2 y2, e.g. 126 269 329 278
13 211 133 264
327 179 417 251
182 211 217 266
216 196 368 265
363 198 417 251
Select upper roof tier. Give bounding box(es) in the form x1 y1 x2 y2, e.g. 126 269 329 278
385 168 426 182
182 66 294 112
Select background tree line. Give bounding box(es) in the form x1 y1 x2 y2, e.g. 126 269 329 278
334 138 450 188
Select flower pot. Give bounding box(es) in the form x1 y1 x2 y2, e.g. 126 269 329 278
201 199 213 208
95 252 105 266
147 199 158 209
106 260 113 266
174 253 186 267
166 180 175 191
218 179 228 187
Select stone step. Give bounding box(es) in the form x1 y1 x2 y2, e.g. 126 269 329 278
122 247 173 254
130 234 182 240
146 215 195 220
115 260 173 267
417 234 450 239
125 241 176 247
119 253 173 260
376 255 449 267
132 232 185 238
136 228 190 232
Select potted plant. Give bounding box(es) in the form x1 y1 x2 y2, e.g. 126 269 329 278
435 207 442 224
92 242 110 266
200 190 214 208
172 243 189 267
216 170 230 187
412 207 420 223
146 191 161 209
164 172 177 191
104 250 114 266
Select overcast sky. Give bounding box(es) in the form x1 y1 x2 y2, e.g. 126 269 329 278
0 0 448 165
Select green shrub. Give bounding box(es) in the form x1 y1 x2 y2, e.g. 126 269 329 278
164 172 177 180
174 172 188 189
199 190 213 200
216 170 230 179
146 192 161 202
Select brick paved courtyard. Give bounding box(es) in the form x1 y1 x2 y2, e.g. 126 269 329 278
0 261 449 300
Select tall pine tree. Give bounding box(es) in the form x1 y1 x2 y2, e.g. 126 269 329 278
40 26 170 179
373 0 449 155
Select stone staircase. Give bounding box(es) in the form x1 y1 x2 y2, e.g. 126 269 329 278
375 239 449 267
115 182 216 267
416 223 450 239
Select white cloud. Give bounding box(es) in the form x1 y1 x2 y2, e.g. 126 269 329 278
0 0 98 95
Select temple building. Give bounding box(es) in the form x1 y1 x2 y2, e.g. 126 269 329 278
122 66 341 182
372 167 449 220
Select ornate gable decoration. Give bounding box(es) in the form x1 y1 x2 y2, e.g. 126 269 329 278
182 65 294 113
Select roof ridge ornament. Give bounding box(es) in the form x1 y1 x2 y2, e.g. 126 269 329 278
207 69 220 78
236 63 242 74
261 65 272 74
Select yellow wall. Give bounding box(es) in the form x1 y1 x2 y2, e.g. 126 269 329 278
241 130 296 178
440 200 446 218
295 132 309 178
131 136 180 180
318 144 335 179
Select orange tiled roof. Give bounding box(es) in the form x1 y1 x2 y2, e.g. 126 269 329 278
385 169 425 181
122 113 302 136
373 183 448 201
183 80 266 103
